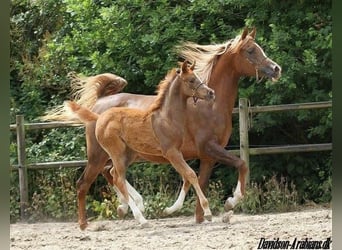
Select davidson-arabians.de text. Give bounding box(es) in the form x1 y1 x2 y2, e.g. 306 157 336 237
257 237 332 249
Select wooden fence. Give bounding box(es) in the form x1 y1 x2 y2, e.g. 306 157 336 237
10 98 332 220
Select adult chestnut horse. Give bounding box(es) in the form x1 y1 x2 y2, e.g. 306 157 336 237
66 61 215 225
43 27 281 230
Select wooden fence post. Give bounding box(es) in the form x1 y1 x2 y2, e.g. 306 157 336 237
239 98 250 183
16 115 29 220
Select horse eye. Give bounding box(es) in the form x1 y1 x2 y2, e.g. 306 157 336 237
247 48 254 54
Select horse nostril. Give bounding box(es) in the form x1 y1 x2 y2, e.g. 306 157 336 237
208 90 215 99
274 65 280 73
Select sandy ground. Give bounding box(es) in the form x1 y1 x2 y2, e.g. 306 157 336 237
10 208 332 250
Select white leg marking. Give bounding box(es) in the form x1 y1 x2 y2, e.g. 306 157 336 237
115 185 147 225
113 186 129 215
164 189 186 215
128 196 148 225
126 180 145 212
227 181 243 208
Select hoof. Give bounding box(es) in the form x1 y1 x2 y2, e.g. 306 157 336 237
195 215 205 224
222 210 234 223
79 222 88 231
140 221 151 228
204 214 212 222
224 198 234 212
117 206 127 219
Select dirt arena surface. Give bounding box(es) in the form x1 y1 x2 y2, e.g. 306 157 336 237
10 208 332 250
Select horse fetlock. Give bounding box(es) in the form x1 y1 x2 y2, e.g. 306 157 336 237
163 207 174 215
137 202 145 213
134 197 145 213
224 194 243 212
163 207 171 215
224 198 234 211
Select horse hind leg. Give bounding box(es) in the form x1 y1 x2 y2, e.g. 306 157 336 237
103 139 148 226
224 179 244 211
102 162 145 213
163 177 190 215
77 152 109 230
204 140 249 211
109 163 148 226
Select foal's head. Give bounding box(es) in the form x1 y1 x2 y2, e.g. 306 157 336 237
177 60 215 102
231 27 282 82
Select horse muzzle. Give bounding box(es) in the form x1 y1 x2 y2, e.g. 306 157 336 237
259 60 282 82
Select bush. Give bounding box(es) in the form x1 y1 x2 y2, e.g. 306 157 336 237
236 175 299 214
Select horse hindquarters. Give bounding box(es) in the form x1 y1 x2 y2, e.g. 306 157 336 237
96 120 148 225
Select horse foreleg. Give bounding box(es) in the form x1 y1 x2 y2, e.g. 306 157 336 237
204 140 249 211
165 148 212 221
163 177 190 215
194 159 216 223
126 180 145 212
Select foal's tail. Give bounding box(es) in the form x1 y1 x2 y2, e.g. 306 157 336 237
65 101 99 123
40 72 127 122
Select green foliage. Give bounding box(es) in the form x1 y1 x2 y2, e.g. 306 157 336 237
10 0 331 221
236 175 299 214
10 168 79 223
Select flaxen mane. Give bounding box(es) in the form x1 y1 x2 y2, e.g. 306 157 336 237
176 35 248 83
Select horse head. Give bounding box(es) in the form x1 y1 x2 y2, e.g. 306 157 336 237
178 60 215 103
234 27 282 82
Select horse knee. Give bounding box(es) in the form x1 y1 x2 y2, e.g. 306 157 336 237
185 170 198 184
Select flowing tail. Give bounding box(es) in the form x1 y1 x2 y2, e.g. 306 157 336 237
40 72 127 122
65 101 98 123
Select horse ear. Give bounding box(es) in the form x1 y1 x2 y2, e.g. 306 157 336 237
190 60 196 70
182 60 189 73
241 27 249 40
249 27 256 39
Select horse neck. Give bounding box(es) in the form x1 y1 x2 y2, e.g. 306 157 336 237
208 53 241 114
159 76 188 124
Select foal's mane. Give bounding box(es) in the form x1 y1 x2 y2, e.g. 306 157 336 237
145 68 178 115
176 34 249 83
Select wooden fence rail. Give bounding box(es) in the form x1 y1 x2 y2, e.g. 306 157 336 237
10 99 332 220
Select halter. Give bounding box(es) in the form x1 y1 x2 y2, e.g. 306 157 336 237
178 70 205 105
242 38 270 83
191 71 205 105
245 54 269 83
